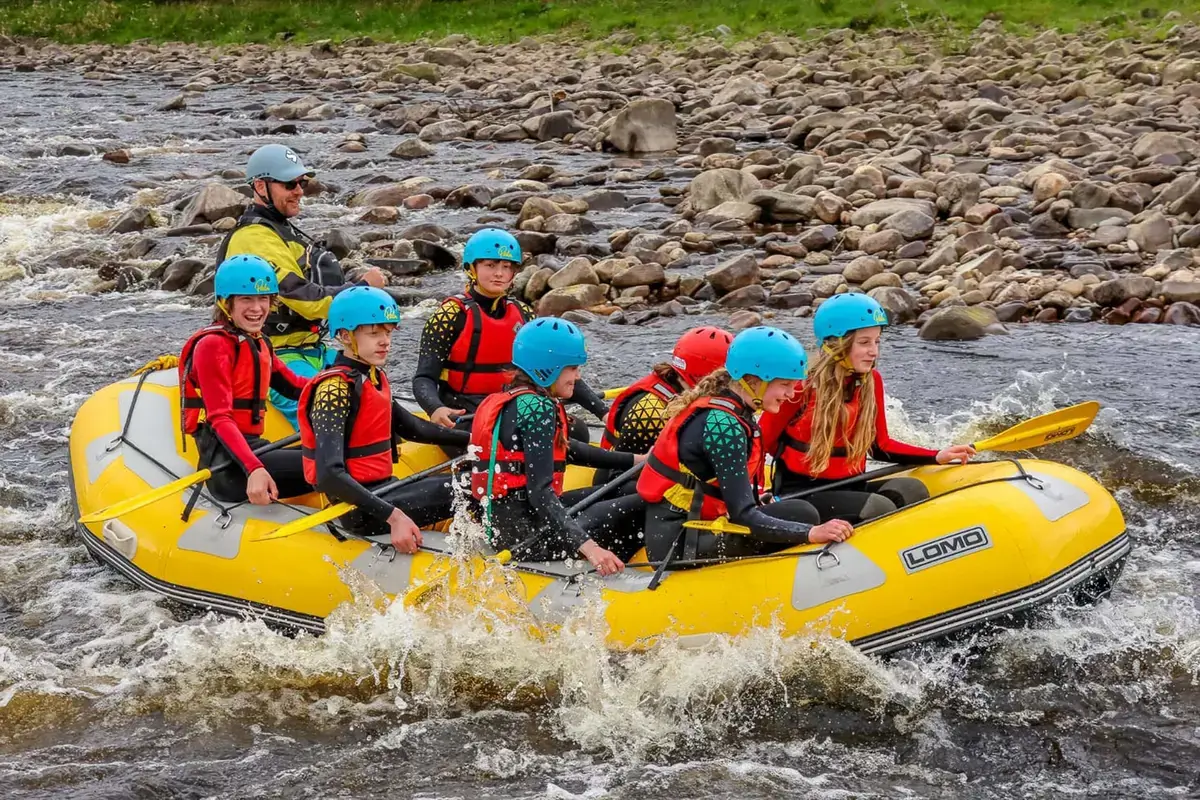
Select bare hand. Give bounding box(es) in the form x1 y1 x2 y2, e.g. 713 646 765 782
430 406 466 429
809 519 854 544
579 539 625 576
246 467 278 506
632 452 648 465
936 444 977 465
362 267 387 288
387 509 423 554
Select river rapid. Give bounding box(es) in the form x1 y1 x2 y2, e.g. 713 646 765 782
0 68 1198 799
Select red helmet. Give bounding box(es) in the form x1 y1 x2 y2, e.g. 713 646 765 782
670 326 733 387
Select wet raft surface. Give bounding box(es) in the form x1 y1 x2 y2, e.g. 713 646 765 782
1 70 1199 800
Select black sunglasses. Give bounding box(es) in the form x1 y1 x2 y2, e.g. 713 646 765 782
273 177 309 191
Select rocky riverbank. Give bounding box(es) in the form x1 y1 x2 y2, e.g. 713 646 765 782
3 19 1200 338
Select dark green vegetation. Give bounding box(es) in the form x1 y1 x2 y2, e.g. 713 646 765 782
2 0 1192 46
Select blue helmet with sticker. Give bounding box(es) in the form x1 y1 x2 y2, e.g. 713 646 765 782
462 228 522 268
511 317 587 387
214 254 278 299
327 286 401 336
246 144 315 183
813 293 889 344
726 326 807 382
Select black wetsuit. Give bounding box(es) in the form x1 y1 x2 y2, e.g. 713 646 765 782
644 392 821 565
480 389 644 562
413 287 610 439
307 354 470 537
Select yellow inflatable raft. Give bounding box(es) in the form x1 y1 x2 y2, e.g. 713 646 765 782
69 368 1131 655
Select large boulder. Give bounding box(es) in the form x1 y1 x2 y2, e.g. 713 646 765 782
159 257 207 292
850 198 937 228
546 258 599 289
689 168 762 213
611 262 665 288
705 252 759 295
177 183 247 226
881 208 936 240
696 201 761 226
747 189 814 223
108 206 155 234
348 178 434 207
1129 212 1173 253
919 306 1008 341
537 284 606 316
843 256 884 283
1160 280 1200 304
1132 132 1198 160
1091 275 1156 306
536 111 585 141
389 138 435 159
717 284 767 308
418 119 469 142
606 98 677 153
869 286 920 324
1163 302 1200 325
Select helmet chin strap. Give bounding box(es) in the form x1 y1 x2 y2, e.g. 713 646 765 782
822 341 855 371
737 377 766 410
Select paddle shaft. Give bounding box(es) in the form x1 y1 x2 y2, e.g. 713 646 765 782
565 461 645 516
776 463 909 502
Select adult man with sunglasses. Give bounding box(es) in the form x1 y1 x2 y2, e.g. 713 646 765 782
215 144 387 428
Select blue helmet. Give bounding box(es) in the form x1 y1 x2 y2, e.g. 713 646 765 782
813 293 889 344
512 317 587 387
726 326 807 382
214 255 278 299
463 228 521 268
328 286 401 336
246 144 315 183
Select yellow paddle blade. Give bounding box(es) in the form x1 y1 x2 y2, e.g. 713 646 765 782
253 501 354 542
602 386 629 400
682 516 752 535
78 468 212 524
974 401 1100 452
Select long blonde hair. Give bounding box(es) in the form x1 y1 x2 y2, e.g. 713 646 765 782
803 336 877 474
664 368 732 419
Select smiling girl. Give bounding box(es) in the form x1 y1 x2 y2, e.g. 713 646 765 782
760 294 976 524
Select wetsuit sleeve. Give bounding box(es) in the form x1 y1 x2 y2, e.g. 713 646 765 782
226 225 360 323
514 393 591 550
191 336 263 474
268 349 307 401
569 378 610 420
868 375 938 465
567 439 636 470
699 410 813 542
413 299 467 414
759 392 805 456
613 391 667 454
391 401 470 448
308 377 395 522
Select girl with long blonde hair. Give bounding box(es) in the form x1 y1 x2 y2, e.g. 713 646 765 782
760 294 976 523
637 327 854 567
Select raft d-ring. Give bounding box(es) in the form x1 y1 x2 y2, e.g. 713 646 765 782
216 511 233 530
104 436 123 453
1024 474 1046 491
815 548 841 571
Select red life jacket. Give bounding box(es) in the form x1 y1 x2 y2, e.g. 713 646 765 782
469 387 568 501
637 395 764 520
298 365 396 485
442 294 528 396
600 372 679 450
179 323 271 437
775 383 865 479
